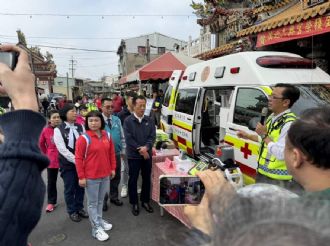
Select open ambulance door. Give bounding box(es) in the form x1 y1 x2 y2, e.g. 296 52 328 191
224 86 269 184
172 87 201 157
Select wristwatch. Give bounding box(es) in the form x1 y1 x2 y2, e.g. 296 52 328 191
261 134 268 140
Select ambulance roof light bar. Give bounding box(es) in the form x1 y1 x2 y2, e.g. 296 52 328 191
257 56 316 69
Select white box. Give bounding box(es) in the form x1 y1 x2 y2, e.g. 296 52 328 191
174 156 194 173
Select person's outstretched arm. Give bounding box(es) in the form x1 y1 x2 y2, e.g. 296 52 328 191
0 44 49 246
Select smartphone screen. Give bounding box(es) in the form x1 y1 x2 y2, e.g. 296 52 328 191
159 176 205 206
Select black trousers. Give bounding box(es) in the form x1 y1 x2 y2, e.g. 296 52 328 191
60 168 85 215
128 158 152 205
104 154 121 202
47 168 59 204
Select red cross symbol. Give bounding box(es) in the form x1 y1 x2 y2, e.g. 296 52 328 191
241 143 252 159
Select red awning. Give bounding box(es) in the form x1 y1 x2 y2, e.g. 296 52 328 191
124 52 200 83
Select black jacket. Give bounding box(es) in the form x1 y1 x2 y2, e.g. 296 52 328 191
0 110 49 246
57 122 84 170
117 106 132 125
123 114 156 159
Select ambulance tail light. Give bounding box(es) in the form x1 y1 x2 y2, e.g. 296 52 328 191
257 56 316 69
230 67 240 74
182 75 188 80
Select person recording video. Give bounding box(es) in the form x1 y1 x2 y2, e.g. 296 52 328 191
0 44 49 246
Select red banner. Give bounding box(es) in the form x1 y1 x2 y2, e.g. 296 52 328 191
257 15 330 47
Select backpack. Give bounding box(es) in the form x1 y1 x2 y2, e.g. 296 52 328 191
81 132 111 158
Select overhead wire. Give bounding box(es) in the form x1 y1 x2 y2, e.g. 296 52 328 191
0 12 195 18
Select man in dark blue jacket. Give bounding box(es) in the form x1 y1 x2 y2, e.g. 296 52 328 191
124 95 156 216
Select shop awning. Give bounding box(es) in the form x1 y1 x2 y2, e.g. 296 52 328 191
236 1 330 47
122 52 200 84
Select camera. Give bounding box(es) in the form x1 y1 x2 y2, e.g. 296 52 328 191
0 51 18 70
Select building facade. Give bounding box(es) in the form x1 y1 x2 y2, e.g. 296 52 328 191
191 0 330 72
117 32 187 77
102 74 121 91
53 77 84 100
83 80 112 98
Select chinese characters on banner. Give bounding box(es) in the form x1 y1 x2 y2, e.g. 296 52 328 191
256 16 330 48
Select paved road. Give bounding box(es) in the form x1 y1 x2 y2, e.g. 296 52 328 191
29 171 189 246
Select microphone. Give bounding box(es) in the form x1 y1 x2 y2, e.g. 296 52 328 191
260 107 268 125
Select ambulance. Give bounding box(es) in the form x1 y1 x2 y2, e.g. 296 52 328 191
160 70 183 137
167 51 330 184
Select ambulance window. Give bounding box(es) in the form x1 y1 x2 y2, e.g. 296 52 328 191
234 88 268 127
163 85 173 107
291 85 330 116
175 88 198 115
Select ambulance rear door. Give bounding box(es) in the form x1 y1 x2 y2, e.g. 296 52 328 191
161 70 183 135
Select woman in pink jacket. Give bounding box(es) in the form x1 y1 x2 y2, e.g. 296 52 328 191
39 110 61 212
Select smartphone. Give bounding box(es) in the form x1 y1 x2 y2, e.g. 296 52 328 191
0 51 18 70
159 175 205 206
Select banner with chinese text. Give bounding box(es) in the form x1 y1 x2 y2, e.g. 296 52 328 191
256 16 330 47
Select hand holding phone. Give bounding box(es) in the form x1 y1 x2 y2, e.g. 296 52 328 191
184 170 231 236
159 175 205 206
0 44 38 112
0 51 18 70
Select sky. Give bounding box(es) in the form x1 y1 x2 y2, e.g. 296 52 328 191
0 0 201 80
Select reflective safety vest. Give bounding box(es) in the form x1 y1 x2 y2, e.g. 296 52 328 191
258 112 297 180
86 103 98 112
0 107 5 115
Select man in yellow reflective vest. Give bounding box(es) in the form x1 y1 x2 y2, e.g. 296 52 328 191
238 83 302 191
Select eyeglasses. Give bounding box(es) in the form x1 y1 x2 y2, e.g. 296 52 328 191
104 105 114 109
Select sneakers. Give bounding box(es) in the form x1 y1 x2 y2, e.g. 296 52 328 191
45 204 55 213
121 185 128 198
101 219 113 231
93 228 109 241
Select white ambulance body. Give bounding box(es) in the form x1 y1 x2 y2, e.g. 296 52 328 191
170 51 330 184
160 70 183 137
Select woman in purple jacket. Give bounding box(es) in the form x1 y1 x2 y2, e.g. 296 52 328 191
39 110 61 212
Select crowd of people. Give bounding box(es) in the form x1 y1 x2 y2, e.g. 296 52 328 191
38 93 158 241
1 44 330 246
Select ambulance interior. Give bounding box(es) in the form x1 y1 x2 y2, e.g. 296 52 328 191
200 88 234 154
199 84 330 156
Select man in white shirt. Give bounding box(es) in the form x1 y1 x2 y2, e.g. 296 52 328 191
237 84 301 191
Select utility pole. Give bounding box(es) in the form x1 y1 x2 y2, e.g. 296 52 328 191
69 56 77 79
146 38 150 63
66 72 69 99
